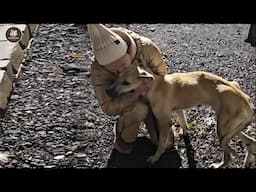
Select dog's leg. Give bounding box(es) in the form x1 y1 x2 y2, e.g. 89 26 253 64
210 134 234 168
147 117 172 163
176 109 189 135
144 110 159 146
237 131 256 168
210 116 244 168
210 117 234 168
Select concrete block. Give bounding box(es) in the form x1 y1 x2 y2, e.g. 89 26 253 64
0 60 14 81
0 70 13 110
0 41 24 72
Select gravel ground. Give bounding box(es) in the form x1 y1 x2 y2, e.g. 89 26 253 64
0 24 255 168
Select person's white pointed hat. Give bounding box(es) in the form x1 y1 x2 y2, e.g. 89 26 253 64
87 24 128 65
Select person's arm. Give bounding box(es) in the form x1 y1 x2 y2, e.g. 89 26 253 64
138 38 168 76
146 41 168 75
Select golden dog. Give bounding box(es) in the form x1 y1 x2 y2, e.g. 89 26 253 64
107 65 255 168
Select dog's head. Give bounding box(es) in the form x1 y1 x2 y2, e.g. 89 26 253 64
106 65 155 98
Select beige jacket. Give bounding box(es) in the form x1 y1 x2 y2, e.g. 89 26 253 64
91 27 168 116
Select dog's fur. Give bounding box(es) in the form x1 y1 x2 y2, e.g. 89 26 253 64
108 65 255 168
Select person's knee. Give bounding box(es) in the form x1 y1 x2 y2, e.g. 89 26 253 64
116 102 149 144
123 101 149 122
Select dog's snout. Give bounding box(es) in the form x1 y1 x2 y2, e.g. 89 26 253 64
106 87 113 97
106 87 118 98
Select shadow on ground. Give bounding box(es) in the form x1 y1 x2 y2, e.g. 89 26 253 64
106 137 182 168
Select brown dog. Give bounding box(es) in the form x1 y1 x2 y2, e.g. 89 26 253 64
107 65 255 168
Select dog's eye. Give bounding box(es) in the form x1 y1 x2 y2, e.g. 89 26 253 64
122 80 131 85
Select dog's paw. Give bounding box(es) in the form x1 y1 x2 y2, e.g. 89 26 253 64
147 155 159 164
209 161 224 169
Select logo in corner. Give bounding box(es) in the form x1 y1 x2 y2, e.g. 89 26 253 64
5 27 22 43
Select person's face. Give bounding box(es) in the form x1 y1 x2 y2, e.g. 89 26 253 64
104 53 132 73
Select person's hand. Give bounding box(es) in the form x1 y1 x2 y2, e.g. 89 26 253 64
134 78 154 96
122 91 140 112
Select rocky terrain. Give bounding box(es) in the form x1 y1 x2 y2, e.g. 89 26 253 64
0 24 255 168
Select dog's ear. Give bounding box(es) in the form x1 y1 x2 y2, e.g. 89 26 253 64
137 66 155 80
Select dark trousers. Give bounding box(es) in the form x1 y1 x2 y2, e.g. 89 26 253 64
245 24 256 47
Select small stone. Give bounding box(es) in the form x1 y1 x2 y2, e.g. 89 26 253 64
53 155 65 160
75 153 87 158
65 151 73 156
22 164 31 168
44 165 56 168
38 131 47 137
85 122 95 128
216 52 224 57
0 153 9 163
22 142 33 147
150 27 155 32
